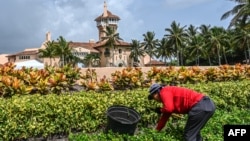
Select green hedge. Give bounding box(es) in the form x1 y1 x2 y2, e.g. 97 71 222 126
0 81 249 140
69 108 250 141
183 80 250 110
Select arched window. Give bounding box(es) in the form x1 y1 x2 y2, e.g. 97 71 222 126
104 48 110 57
118 49 122 54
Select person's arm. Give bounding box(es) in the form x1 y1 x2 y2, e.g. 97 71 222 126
156 87 174 131
156 112 171 131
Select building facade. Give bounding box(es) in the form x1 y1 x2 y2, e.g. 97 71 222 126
5 1 150 68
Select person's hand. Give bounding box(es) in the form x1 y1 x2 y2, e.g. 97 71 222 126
154 107 162 114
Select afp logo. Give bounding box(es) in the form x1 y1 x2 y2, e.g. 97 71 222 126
224 125 250 141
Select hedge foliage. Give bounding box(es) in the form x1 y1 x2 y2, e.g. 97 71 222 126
0 80 249 140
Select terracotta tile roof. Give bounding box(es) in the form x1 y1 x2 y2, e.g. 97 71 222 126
6 50 39 57
94 39 130 48
69 42 99 53
6 39 131 58
145 60 166 66
95 10 120 21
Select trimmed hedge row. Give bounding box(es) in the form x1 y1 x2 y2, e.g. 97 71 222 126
184 80 250 110
69 108 250 141
0 81 249 140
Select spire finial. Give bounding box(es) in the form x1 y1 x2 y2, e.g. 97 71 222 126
103 1 108 17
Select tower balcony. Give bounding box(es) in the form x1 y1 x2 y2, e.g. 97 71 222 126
96 20 118 26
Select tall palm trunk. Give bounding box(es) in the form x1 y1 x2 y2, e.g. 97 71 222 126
61 55 65 67
208 55 212 66
149 52 152 66
222 49 228 64
247 40 250 64
164 57 167 66
180 49 183 66
48 57 52 66
112 49 115 66
176 50 180 66
196 50 199 66
217 47 221 65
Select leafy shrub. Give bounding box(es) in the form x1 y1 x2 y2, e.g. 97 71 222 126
0 81 249 140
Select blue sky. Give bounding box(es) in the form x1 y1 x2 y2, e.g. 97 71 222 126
0 0 236 53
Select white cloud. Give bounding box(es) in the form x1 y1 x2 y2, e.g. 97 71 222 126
164 0 210 9
0 0 235 53
106 0 145 41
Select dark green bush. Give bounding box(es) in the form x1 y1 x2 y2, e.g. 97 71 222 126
0 81 249 140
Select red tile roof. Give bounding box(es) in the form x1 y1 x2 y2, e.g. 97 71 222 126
145 60 166 66
6 50 39 57
69 42 99 53
95 10 120 21
94 39 130 48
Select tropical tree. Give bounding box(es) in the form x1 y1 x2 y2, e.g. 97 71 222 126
220 0 250 64
206 27 228 65
155 37 173 65
220 32 232 64
221 0 250 29
224 29 239 62
66 51 83 67
199 24 213 65
164 21 188 66
185 25 206 65
83 53 100 67
54 36 73 67
141 31 158 66
233 25 250 64
38 41 56 66
101 26 123 67
129 39 145 67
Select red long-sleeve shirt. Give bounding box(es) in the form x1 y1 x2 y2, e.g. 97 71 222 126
156 86 204 131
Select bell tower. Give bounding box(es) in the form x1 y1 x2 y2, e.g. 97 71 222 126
95 1 120 41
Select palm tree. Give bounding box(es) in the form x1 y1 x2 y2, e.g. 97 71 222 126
233 25 250 64
225 30 238 62
83 54 100 67
54 36 73 67
185 25 207 65
199 24 213 65
141 31 158 66
206 27 228 65
221 32 232 65
164 21 187 66
101 26 123 67
221 0 250 29
129 39 145 67
155 37 173 66
38 41 56 66
66 50 82 67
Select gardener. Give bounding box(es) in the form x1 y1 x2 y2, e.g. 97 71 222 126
148 83 216 141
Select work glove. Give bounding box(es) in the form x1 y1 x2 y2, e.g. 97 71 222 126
154 107 162 114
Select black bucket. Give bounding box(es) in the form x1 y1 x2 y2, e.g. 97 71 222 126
106 105 141 135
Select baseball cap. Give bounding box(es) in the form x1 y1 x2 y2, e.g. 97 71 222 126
148 83 162 100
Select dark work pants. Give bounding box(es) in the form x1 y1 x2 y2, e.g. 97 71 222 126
184 96 216 141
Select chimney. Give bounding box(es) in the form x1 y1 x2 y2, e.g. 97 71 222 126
89 39 95 43
46 31 51 41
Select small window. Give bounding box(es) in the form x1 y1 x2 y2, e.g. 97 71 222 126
118 49 122 54
19 55 30 60
104 48 110 57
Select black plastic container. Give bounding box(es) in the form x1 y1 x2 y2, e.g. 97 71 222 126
106 105 141 135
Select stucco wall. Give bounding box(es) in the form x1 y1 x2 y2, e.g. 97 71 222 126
80 67 153 80
79 66 216 80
